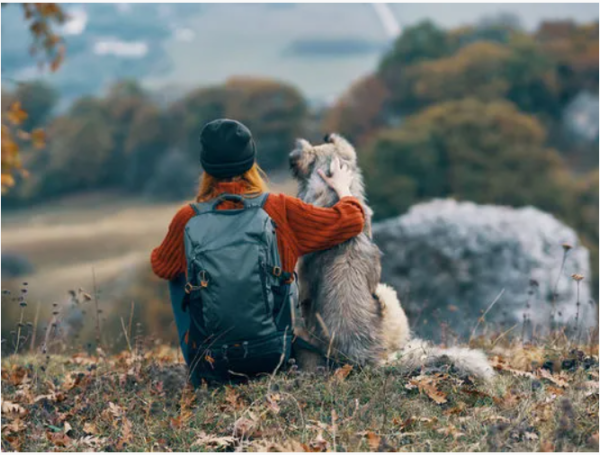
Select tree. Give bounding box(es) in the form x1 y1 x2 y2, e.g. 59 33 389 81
168 86 229 161
15 81 59 130
122 104 169 191
144 148 199 201
573 170 599 297
39 114 115 196
171 77 307 170
536 21 599 104
379 21 456 74
378 21 458 114
362 99 572 220
382 38 561 120
400 42 513 112
322 75 389 145
101 81 169 188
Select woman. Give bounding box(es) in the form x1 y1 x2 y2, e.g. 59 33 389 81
151 119 364 382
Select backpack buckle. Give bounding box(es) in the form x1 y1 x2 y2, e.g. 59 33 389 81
272 266 282 278
184 283 195 294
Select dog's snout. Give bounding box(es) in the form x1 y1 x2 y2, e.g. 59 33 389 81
289 148 302 167
323 133 333 143
289 154 301 176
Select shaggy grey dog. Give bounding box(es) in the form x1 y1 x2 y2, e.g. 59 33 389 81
289 134 494 380
289 134 408 367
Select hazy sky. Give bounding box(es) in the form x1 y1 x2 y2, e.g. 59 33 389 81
149 3 598 101
3 3 598 103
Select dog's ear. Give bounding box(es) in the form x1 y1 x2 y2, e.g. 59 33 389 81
290 138 312 160
290 138 315 178
295 138 312 152
328 134 357 163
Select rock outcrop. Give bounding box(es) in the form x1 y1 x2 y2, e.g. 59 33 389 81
373 199 593 340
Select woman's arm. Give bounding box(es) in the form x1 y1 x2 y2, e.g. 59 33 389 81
272 194 366 256
150 205 196 280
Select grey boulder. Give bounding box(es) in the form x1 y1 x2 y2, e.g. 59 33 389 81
373 199 593 340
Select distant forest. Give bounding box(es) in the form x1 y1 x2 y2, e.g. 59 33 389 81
3 19 598 290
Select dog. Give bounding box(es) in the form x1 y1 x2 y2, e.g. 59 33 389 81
289 134 494 380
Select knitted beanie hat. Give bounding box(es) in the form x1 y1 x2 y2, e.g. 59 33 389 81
199 119 256 179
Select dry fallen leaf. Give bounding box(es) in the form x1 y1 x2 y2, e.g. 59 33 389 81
116 417 133 450
524 432 539 441
192 432 235 450
437 425 465 440
545 385 565 397
2 419 27 435
333 364 353 381
33 391 66 404
170 407 193 430
82 422 97 435
308 430 329 452
62 372 87 391
398 416 438 431
266 393 281 414
444 402 467 416
225 386 244 410
107 402 124 418
250 438 308 452
46 431 71 448
1 399 26 418
78 435 107 449
538 369 569 388
409 376 448 404
4 366 29 387
233 416 258 439
365 431 381 451
490 356 537 379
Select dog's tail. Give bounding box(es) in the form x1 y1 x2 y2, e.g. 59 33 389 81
375 283 494 381
386 339 495 381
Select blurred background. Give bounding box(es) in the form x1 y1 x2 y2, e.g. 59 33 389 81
2 3 598 352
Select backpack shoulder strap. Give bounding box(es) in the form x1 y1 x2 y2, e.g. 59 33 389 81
188 201 213 216
244 193 269 209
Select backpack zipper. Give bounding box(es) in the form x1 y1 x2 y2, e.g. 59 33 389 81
259 261 270 315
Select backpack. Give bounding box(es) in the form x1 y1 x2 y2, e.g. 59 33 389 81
181 193 294 385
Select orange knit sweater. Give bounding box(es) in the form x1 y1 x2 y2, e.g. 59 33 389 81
150 181 365 280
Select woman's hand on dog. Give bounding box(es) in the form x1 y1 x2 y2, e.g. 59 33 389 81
318 157 353 199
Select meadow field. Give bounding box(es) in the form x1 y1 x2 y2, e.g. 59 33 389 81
1 176 298 345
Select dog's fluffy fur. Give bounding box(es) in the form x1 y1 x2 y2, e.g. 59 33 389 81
289 134 494 381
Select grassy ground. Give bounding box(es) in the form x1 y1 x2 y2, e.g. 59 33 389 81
2 341 598 452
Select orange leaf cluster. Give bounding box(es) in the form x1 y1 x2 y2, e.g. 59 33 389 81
1 4 62 193
22 3 67 72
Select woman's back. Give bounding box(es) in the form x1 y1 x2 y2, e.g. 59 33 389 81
151 180 365 280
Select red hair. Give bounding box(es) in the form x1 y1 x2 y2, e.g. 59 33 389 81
196 163 268 202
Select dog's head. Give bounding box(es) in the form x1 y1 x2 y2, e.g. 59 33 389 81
289 133 366 208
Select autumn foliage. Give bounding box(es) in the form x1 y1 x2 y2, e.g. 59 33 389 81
1 3 65 193
325 19 599 294
1 102 46 192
